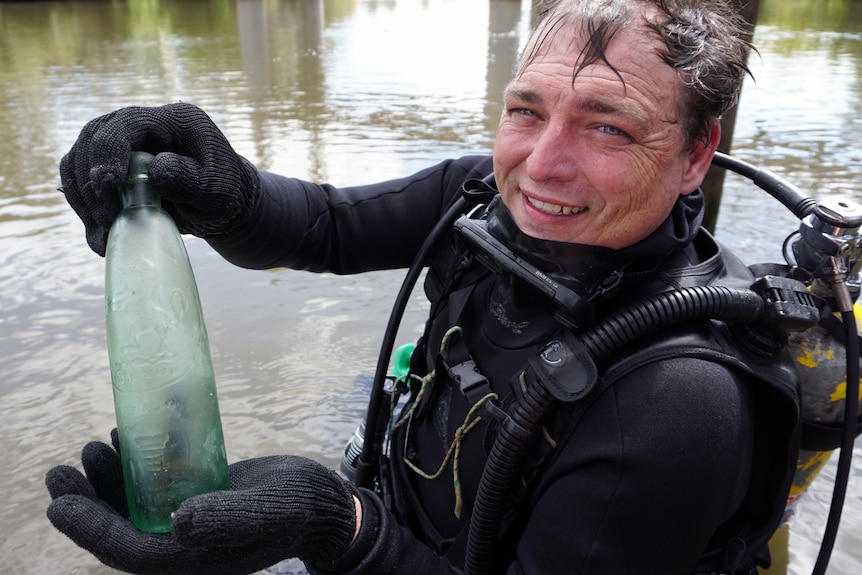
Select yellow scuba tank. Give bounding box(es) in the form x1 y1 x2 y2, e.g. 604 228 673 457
760 301 861 575
783 300 862 524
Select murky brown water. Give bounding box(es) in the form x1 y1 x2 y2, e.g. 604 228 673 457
1 1 860 573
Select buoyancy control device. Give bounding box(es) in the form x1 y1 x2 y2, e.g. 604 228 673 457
341 152 862 575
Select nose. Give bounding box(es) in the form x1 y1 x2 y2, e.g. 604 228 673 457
525 122 579 182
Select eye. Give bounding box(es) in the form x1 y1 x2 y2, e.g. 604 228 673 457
504 106 543 127
509 107 540 118
598 124 625 136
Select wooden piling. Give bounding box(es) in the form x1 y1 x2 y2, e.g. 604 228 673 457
700 0 762 233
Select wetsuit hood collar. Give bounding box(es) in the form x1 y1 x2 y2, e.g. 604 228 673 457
484 190 705 300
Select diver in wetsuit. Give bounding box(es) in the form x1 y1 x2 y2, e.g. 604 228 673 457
45 1 801 573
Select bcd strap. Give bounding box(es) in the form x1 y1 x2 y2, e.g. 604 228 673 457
441 283 495 405
800 418 862 452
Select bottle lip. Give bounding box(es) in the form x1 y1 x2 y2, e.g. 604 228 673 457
128 151 155 180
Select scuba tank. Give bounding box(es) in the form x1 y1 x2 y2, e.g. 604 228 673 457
784 301 862 525
777 195 862 575
341 152 862 575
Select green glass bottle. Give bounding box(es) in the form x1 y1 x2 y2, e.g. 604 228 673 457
105 151 230 533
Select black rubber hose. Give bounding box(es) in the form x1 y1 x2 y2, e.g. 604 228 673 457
711 152 817 220
463 381 554 575
464 285 764 575
580 285 762 362
812 306 860 575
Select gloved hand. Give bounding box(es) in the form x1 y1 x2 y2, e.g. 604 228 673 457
59 103 259 256
45 436 357 575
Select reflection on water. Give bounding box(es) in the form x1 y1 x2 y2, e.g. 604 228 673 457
0 1 859 574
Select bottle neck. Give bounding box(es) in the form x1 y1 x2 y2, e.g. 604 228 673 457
121 151 160 209
120 179 162 209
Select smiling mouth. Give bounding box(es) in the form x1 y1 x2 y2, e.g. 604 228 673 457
527 196 586 216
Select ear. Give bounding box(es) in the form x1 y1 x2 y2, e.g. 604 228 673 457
679 121 721 196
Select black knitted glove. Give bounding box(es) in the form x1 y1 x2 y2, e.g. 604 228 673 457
59 102 259 256
45 439 357 575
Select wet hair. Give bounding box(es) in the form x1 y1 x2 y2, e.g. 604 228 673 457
521 0 754 149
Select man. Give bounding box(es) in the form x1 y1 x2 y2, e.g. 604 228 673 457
45 1 801 573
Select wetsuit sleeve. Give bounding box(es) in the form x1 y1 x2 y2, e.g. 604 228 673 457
205 156 494 273
308 487 463 575
507 357 756 574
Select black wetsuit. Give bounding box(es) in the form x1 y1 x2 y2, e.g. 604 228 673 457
206 156 800 575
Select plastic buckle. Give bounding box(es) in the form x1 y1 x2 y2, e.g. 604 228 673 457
446 359 492 404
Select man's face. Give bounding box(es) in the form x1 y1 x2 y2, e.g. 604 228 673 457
493 17 718 249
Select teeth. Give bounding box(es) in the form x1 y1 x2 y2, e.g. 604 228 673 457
528 196 584 216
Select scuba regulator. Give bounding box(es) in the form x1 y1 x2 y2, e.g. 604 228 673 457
340 152 862 575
